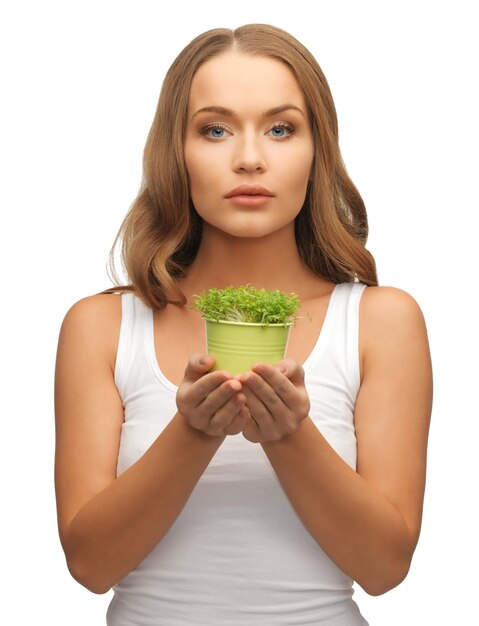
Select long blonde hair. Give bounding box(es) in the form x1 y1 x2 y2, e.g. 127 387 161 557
101 23 378 308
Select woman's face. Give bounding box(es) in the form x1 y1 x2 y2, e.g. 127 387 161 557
184 51 314 239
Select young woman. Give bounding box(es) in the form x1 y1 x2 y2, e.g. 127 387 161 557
54 24 433 626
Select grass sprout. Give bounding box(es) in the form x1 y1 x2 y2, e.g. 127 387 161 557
190 284 304 326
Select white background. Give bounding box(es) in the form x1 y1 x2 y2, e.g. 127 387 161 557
1 1 477 624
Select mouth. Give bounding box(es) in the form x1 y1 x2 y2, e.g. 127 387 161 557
225 185 274 198
226 194 273 206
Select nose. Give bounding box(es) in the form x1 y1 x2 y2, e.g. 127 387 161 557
231 130 267 173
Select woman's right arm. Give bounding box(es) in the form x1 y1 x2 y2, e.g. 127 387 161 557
54 295 247 594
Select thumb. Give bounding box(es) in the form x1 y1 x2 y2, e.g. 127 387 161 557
275 358 303 382
198 354 214 369
184 353 215 382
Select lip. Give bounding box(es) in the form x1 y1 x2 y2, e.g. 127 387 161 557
225 184 274 198
226 195 273 207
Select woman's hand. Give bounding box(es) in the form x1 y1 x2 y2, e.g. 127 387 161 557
176 353 249 437
234 359 311 443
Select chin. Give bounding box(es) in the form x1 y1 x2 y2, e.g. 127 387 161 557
203 214 293 240
229 228 286 241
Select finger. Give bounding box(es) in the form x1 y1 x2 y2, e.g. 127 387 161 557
182 353 216 383
241 369 289 416
179 370 235 410
197 378 243 417
241 385 265 417
209 392 247 432
222 406 250 436
272 358 305 386
241 415 262 443
241 385 278 439
248 362 299 409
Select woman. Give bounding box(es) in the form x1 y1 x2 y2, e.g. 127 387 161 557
54 24 433 625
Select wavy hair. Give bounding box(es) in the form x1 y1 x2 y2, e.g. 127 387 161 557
101 24 378 308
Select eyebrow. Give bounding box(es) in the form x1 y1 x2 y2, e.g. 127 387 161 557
191 103 305 120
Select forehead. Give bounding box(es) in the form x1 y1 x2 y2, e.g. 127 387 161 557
188 51 306 113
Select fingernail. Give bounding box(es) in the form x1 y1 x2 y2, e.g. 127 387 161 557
200 356 211 365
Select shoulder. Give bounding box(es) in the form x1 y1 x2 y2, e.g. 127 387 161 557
62 291 124 327
359 285 429 383
59 292 124 374
360 284 427 325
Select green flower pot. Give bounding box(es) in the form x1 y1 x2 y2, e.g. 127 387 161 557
205 318 293 375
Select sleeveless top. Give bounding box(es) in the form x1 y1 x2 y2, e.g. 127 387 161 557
107 281 369 626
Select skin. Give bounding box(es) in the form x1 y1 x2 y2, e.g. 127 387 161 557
182 50 321 298
181 52 432 595
55 50 432 597
182 50 328 441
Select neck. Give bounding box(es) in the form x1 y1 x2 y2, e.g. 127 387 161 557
178 223 326 303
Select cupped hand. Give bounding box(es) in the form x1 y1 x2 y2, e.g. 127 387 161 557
234 359 311 443
176 353 249 437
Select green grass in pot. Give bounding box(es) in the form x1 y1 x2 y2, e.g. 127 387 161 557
190 283 302 326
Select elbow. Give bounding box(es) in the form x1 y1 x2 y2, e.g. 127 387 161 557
358 556 411 597
66 552 113 595
61 523 114 595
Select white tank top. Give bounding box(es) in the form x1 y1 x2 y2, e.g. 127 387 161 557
107 281 369 626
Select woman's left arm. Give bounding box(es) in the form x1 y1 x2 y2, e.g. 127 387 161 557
237 287 433 596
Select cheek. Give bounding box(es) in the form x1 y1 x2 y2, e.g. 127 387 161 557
184 149 219 214
274 140 313 176
184 142 198 180
185 144 220 190
278 154 313 193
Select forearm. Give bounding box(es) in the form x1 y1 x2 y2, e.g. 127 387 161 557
64 412 225 594
261 417 414 596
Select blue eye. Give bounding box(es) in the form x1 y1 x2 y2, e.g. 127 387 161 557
199 124 228 139
210 127 226 138
270 125 290 138
200 122 295 141
268 122 295 138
